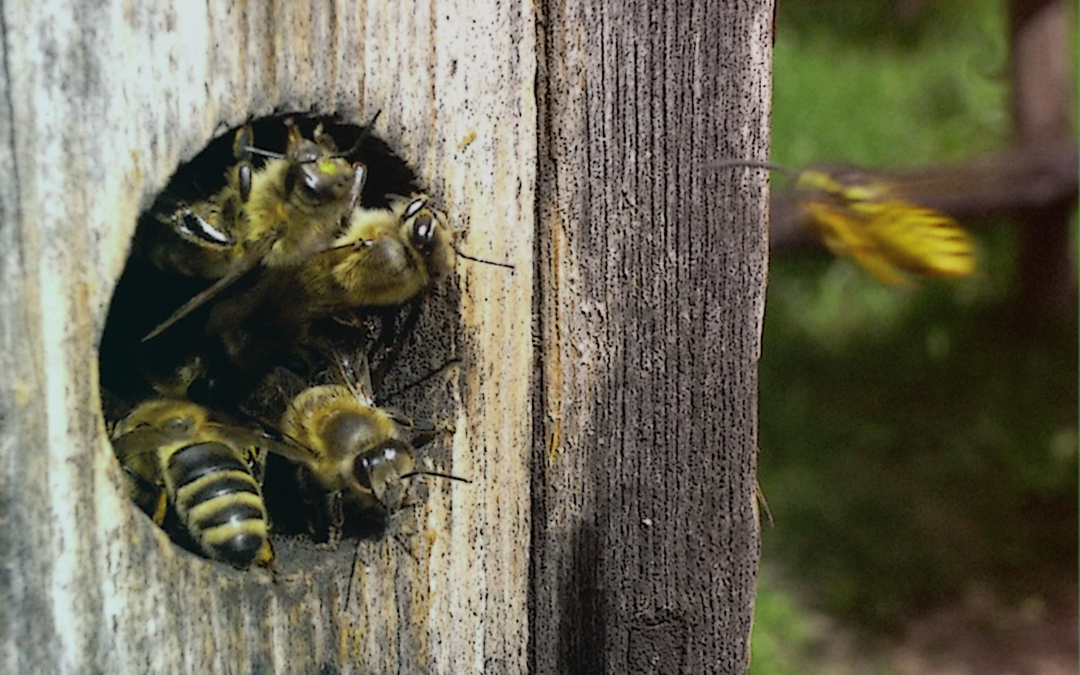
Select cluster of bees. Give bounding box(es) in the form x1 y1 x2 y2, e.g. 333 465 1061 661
100 115 489 571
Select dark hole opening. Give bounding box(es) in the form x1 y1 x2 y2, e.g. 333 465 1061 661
98 114 453 572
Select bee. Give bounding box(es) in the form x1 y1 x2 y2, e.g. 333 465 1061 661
712 159 976 285
205 193 457 327
259 351 465 548
136 197 241 279
111 399 275 569
144 116 375 341
205 193 513 385
134 126 256 280
198 194 460 392
276 193 458 320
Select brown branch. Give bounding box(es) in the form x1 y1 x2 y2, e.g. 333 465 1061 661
769 140 1079 251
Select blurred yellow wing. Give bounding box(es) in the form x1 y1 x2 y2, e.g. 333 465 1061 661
861 201 976 279
798 170 976 284
802 201 911 286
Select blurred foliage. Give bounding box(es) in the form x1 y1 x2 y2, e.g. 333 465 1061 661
773 0 1011 167
751 0 1078 672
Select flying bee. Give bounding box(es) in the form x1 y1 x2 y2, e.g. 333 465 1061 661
111 399 275 570
712 159 976 285
144 115 377 341
257 351 467 549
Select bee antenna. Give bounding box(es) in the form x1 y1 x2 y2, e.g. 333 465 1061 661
336 109 384 160
242 146 287 160
452 245 515 270
381 357 462 400
709 158 799 179
345 540 362 616
400 470 472 484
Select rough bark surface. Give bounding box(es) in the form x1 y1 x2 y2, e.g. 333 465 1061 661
532 2 770 674
0 1 533 673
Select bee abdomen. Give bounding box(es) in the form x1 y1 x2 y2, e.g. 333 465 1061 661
166 441 271 568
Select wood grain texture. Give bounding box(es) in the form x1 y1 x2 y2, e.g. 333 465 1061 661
532 1 771 673
0 1 533 673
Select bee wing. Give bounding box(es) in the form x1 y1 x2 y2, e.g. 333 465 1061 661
235 401 324 471
204 423 281 484
110 427 176 489
260 433 324 470
802 201 910 286
328 346 376 405
863 202 976 279
142 229 281 341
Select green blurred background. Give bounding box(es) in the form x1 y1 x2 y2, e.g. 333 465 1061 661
751 1 1078 673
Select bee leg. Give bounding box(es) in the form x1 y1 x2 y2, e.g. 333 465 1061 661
315 490 345 551
391 531 420 563
382 410 452 450
256 537 276 570
151 492 169 526
380 356 462 400
295 469 332 546
121 465 168 525
369 298 424 396
388 505 421 562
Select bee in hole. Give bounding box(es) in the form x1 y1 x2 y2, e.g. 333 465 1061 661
205 193 511 393
712 159 976 285
294 193 458 311
111 399 275 570
256 350 466 549
207 194 453 331
133 126 258 281
144 116 376 341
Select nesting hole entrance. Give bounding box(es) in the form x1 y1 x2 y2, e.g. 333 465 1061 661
98 114 462 573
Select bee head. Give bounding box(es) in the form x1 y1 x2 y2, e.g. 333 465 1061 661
390 195 456 279
403 198 437 255
284 155 359 209
352 439 417 512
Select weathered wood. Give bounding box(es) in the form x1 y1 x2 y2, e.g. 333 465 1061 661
0 1 533 673
533 2 769 674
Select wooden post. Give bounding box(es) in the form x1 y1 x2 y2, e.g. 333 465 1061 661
0 0 768 672
533 2 770 673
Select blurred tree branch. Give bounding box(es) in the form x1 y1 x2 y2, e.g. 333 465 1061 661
770 139 1079 249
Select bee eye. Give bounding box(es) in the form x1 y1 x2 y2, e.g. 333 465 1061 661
237 164 252 203
353 455 373 490
403 198 426 219
177 210 232 246
411 214 436 255
300 167 325 198
291 142 321 165
161 417 189 433
284 162 329 203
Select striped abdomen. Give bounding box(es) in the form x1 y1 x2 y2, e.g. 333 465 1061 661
162 441 271 569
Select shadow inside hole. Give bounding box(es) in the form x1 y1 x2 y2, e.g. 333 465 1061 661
97 113 448 569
